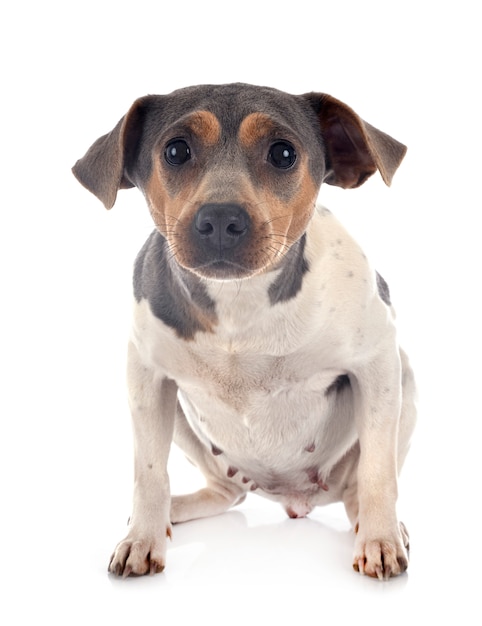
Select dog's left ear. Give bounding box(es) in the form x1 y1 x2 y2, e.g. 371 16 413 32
303 93 407 188
72 96 157 209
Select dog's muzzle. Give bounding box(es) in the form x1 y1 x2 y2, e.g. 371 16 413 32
189 203 252 278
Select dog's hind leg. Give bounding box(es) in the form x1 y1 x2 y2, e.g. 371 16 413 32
171 486 246 523
170 402 246 523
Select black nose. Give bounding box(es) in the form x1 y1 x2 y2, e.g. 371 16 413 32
194 203 250 250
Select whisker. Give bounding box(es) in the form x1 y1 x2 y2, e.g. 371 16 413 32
164 214 181 225
261 236 293 251
264 232 297 245
261 214 289 226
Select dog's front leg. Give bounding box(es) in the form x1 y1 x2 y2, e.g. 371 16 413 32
350 351 408 580
109 341 177 577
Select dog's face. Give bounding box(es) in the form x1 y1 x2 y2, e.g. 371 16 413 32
73 83 406 280
141 87 324 280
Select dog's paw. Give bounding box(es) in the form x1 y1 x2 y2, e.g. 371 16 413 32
108 526 172 577
352 522 409 580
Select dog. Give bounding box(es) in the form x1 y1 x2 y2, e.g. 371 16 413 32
73 83 416 580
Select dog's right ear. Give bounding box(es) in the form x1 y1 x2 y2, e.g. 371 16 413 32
72 96 156 209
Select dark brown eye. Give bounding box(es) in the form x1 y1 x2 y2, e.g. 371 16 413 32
165 139 191 165
268 141 297 169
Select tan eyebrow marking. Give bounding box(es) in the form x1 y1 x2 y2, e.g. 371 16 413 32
187 110 221 145
238 112 276 147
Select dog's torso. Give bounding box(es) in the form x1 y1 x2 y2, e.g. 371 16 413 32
131 208 395 514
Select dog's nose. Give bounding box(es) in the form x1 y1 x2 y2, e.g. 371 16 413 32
194 203 250 250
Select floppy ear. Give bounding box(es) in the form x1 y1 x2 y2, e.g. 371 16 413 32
72 96 155 209
303 93 407 188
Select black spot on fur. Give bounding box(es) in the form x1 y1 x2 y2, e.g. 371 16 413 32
211 443 223 456
376 271 391 305
268 235 309 305
134 230 216 340
325 374 350 396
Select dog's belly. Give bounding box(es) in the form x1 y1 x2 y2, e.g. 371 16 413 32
175 364 358 511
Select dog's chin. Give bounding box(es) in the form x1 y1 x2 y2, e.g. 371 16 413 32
187 260 262 282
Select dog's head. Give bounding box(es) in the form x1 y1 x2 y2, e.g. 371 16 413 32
73 83 406 280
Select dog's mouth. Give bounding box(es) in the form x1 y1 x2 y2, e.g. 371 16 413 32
187 258 259 281
173 202 272 280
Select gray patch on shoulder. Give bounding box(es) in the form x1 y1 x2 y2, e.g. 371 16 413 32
376 271 391 306
268 234 309 305
134 230 217 340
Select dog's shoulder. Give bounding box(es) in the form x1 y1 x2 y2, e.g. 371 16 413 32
304 207 372 286
303 207 394 328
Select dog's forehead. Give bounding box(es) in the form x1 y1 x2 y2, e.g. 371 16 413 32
159 83 316 137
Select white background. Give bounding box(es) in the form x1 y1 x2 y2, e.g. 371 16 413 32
1 1 480 623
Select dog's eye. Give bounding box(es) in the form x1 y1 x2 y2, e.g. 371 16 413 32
165 139 191 166
268 141 297 169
